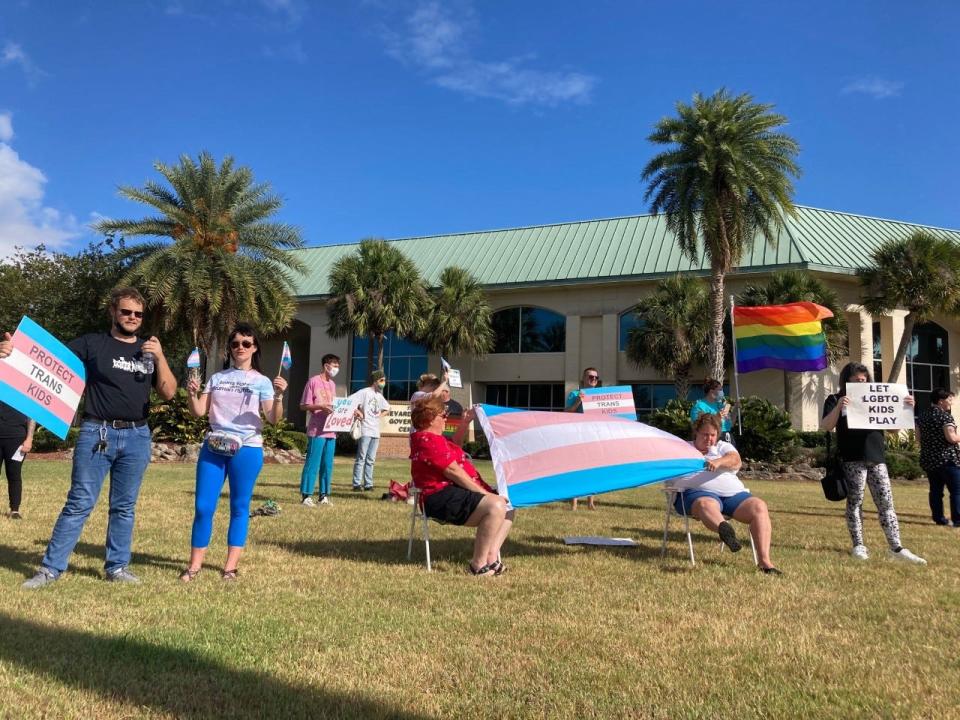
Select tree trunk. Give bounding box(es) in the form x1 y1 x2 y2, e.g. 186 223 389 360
887 313 916 383
783 371 792 417
675 366 691 402
707 267 727 382
376 333 385 372
205 337 220 379
367 333 375 381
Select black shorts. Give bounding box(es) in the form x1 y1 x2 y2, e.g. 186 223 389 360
423 485 485 526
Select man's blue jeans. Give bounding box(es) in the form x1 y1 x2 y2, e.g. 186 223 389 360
352 436 380 489
41 421 152 576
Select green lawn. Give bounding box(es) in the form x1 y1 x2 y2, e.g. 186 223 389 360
0 457 957 719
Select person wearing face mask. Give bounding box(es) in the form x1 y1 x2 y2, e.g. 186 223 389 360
299 354 340 506
351 370 392 492
690 379 735 446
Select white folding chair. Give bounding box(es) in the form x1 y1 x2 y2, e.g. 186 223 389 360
407 485 432 572
660 485 757 566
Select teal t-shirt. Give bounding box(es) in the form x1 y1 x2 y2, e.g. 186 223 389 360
566 389 584 413
690 398 732 432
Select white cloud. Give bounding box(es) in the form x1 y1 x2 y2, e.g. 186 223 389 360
0 115 82 258
383 1 595 107
842 76 904 100
1 41 45 85
0 112 12 143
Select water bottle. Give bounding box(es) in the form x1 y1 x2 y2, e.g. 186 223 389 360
141 351 155 374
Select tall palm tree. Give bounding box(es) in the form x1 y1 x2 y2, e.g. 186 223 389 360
95 152 305 375
418 266 493 367
642 89 801 382
326 239 429 374
625 275 710 400
737 270 848 414
858 231 960 382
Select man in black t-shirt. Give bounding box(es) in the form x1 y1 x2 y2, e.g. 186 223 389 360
0 287 176 588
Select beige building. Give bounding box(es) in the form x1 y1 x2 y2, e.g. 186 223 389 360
261 206 960 445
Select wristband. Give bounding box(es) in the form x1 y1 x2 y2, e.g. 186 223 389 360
274 394 284 401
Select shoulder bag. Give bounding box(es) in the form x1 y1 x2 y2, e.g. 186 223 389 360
821 432 847 502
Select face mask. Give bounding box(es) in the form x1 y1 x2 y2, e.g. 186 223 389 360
716 390 725 402
326 366 339 378
377 381 386 391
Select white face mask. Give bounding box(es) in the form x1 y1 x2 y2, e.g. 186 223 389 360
326 365 339 378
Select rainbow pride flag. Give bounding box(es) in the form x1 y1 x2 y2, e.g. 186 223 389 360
733 301 833 374
475 405 705 508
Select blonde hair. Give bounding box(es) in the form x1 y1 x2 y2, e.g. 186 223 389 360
411 395 446 431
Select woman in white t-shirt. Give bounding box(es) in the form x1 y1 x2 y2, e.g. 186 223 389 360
180 323 286 582
351 370 391 491
673 413 781 574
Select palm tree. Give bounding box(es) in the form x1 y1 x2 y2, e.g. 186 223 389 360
95 152 305 375
642 89 801 382
624 275 710 400
737 270 848 415
326 239 429 374
417 266 493 367
858 231 960 382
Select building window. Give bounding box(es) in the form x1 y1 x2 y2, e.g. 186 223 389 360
485 383 566 411
351 332 429 402
872 321 882 382
619 307 644 351
907 322 950 413
629 382 730 421
491 307 565 353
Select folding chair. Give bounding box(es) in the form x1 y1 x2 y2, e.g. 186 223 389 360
660 485 757 566
407 485 432 572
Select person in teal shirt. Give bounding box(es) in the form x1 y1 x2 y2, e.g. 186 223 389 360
690 379 735 445
565 367 601 510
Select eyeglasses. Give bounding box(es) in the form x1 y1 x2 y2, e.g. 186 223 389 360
230 340 255 349
118 309 144 319
586 375 599 380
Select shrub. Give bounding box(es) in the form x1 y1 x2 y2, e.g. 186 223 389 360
886 430 918 453
463 432 490 459
32 426 79 452
646 399 695 439
149 389 208 445
282 430 308 454
886 449 923 480
733 396 796 462
335 433 357 456
796 431 827 448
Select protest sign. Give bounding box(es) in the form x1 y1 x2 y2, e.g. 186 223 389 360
845 382 915 430
447 369 462 388
580 385 637 421
0 316 86 439
323 397 360 433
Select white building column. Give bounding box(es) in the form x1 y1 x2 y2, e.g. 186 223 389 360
601 313 618 386
879 310 909 385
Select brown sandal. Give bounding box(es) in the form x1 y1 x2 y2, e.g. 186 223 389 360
221 569 238 581
179 567 201 583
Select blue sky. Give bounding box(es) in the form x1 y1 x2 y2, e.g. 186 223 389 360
1 0 958 256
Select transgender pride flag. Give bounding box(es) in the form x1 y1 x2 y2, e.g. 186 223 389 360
475 405 705 508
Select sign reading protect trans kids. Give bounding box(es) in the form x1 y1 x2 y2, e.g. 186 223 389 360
0 316 86 439
580 385 638 421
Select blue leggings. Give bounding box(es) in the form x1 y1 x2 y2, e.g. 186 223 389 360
300 436 336 497
191 444 264 548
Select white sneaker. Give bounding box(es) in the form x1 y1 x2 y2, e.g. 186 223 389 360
319 496 331 506
888 547 927 565
301 497 316 507
851 545 870 560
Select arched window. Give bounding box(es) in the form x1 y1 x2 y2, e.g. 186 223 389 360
491 307 565 353
619 306 644 351
908 321 950 412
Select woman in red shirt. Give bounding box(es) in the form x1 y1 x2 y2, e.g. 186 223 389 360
409 396 514 576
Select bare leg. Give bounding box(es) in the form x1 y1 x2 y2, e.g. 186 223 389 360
571 498 578 511
733 497 774 569
691 497 724 531
464 495 507 571
186 547 206 573
487 509 515 565
587 496 596 510
224 545 244 573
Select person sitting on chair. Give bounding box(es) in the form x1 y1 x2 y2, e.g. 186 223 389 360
673 413 781 575
409 396 513 577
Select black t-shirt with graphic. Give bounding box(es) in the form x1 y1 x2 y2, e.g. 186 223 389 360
0 400 30 439
68 333 156 422
823 393 886 464
917 406 959 472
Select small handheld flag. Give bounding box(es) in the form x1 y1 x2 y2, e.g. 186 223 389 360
279 341 293 374
440 357 451 372
186 348 201 368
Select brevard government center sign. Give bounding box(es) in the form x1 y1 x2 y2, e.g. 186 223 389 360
845 382 915 431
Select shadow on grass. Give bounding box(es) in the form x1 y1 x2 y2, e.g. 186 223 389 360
0 612 427 719
65 541 184 572
523 535 663 561
0 542 100 581
268 537 567 566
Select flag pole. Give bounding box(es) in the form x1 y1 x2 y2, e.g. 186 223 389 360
729 295 743 435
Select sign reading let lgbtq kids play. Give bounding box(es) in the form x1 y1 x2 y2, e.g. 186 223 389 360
845 382 914 430
0 316 86 439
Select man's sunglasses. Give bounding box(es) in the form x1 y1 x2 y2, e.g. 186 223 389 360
118 309 144 319
231 340 255 349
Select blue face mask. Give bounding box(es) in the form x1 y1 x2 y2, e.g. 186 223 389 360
716 390 725 403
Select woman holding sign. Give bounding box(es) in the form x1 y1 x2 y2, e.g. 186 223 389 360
821 362 925 565
565 367 600 510
180 323 287 582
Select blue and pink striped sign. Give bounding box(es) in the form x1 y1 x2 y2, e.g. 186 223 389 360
0 316 86 439
475 405 705 508
580 385 638 421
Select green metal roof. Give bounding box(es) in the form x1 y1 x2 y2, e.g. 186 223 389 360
290 206 960 298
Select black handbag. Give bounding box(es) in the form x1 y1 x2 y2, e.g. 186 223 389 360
821 432 847 502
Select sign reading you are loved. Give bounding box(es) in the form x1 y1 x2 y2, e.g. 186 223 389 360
845 382 914 430
0 316 86 439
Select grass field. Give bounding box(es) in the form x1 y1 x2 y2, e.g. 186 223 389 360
0 457 957 719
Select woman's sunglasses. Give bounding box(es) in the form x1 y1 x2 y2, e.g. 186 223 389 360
230 340 255 349
118 309 144 318
586 374 599 380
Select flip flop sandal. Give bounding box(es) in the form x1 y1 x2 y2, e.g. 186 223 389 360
179 568 201 583
468 563 496 577
490 560 507 576
221 569 239 581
